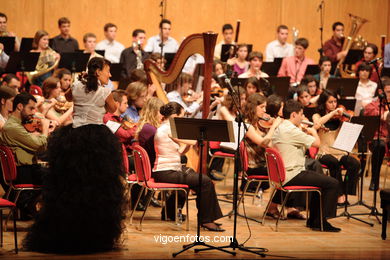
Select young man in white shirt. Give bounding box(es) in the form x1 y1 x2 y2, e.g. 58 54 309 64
144 19 178 55
214 23 234 60
96 23 125 63
265 25 294 62
272 100 340 232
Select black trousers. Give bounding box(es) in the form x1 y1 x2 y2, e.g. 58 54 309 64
284 170 339 223
369 140 388 190
152 167 223 224
319 154 360 196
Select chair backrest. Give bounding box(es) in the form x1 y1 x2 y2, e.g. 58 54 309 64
132 144 152 183
121 144 130 174
239 141 248 172
0 145 17 184
265 147 286 189
308 146 319 159
209 141 221 150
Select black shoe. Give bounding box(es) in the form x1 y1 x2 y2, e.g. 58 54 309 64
150 197 162 208
310 220 341 232
201 223 225 232
208 170 225 181
136 203 146 211
337 201 350 207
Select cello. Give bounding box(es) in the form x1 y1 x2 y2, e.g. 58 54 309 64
144 32 217 172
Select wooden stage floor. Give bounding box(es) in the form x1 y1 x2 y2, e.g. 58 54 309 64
1 163 390 259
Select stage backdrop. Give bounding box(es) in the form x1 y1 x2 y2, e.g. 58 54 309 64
2 0 390 62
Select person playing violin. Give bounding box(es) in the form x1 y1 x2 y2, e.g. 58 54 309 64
312 89 360 205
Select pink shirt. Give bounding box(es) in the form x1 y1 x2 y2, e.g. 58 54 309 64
277 56 315 84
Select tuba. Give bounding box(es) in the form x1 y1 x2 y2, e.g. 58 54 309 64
335 13 368 78
26 47 60 84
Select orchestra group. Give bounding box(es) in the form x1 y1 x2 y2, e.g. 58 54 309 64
0 11 390 253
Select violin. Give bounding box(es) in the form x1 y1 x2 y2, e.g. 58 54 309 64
333 105 354 122
211 85 224 98
121 119 137 130
258 115 273 129
24 116 43 132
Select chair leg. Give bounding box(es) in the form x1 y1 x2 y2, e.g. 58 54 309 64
5 190 22 231
129 185 145 225
174 190 178 224
128 183 134 212
383 163 389 189
12 208 17 253
276 191 291 232
251 181 263 205
237 180 250 213
318 191 323 232
306 192 309 221
185 190 189 231
262 188 277 225
0 209 3 247
138 190 154 231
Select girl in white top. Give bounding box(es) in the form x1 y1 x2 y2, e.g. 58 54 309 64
153 102 225 231
354 63 378 116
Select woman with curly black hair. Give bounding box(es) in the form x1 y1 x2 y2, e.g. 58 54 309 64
23 57 126 253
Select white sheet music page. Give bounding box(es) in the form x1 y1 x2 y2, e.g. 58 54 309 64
106 120 121 134
331 122 363 153
220 121 248 150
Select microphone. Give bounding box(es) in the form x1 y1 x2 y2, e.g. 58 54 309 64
367 57 382 65
218 74 234 93
301 120 314 127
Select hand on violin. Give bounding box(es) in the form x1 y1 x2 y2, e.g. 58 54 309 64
332 107 344 117
271 117 283 128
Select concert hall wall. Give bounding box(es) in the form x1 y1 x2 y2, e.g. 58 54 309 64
2 0 389 61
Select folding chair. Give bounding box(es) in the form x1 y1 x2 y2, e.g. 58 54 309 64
0 199 18 253
208 141 235 184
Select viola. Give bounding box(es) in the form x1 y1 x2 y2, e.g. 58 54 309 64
258 115 273 129
210 85 224 98
121 119 137 130
24 116 43 132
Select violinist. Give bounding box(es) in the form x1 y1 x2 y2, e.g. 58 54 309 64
103 89 137 152
214 24 234 60
296 84 319 121
244 77 262 97
312 89 360 205
238 51 269 79
0 92 55 219
227 44 249 77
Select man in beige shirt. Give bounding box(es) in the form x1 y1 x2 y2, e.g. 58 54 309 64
272 100 340 232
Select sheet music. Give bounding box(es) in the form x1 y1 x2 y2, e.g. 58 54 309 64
106 120 121 134
220 121 248 150
331 122 363 153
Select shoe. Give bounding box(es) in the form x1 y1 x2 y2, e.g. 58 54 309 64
287 210 306 220
266 211 287 220
310 220 341 232
209 170 225 181
369 182 376 191
136 203 146 211
337 201 350 207
201 223 225 232
150 197 162 208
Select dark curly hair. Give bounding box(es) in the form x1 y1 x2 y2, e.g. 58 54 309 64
79 57 111 93
160 102 183 119
23 124 126 254
316 89 338 116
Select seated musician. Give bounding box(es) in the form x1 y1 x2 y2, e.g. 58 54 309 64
296 82 319 109
122 81 148 123
144 19 178 54
83 33 102 59
213 60 226 77
265 25 294 62
0 43 9 70
51 17 79 53
53 68 72 94
214 24 234 60
166 72 203 117
96 23 125 63
238 51 269 79
0 85 17 130
227 44 249 77
278 38 315 86
272 100 340 232
312 89 360 205
1 73 20 93
363 77 390 191
30 30 61 86
354 43 380 83
313 56 334 91
244 77 263 97
323 22 347 71
41 77 73 126
0 92 55 218
153 102 225 231
354 63 377 115
0 12 20 51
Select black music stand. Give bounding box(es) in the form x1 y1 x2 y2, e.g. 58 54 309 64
259 76 291 97
326 78 359 97
382 67 390 77
344 49 363 65
5 52 39 90
109 63 122 82
164 52 176 70
0 37 15 54
170 117 236 257
20 38 54 52
339 98 357 112
305 64 321 75
261 58 283 76
58 52 90 73
230 78 247 88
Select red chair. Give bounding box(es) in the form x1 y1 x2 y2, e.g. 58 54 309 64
262 147 323 231
0 199 18 253
208 141 235 184
121 144 138 214
0 146 42 227
129 145 189 231
237 141 269 210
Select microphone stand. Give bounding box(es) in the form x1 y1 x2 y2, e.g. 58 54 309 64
317 0 325 57
195 76 269 257
352 62 390 223
159 0 166 60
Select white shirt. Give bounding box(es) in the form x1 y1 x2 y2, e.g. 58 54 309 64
182 54 205 75
213 40 235 60
265 40 294 62
238 70 269 79
354 80 378 115
166 90 200 116
144 35 178 54
153 121 181 172
96 39 125 63
72 81 111 128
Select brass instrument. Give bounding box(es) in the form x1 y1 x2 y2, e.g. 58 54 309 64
335 13 368 78
26 47 60 85
133 41 144 70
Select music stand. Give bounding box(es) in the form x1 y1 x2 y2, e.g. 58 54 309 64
326 78 359 97
344 49 363 65
109 63 122 82
381 67 390 77
164 52 176 70
261 58 283 76
5 52 39 90
259 76 290 97
96 50 105 57
305 64 321 75
58 52 90 73
0 37 15 54
170 117 236 257
230 78 247 88
338 98 357 112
